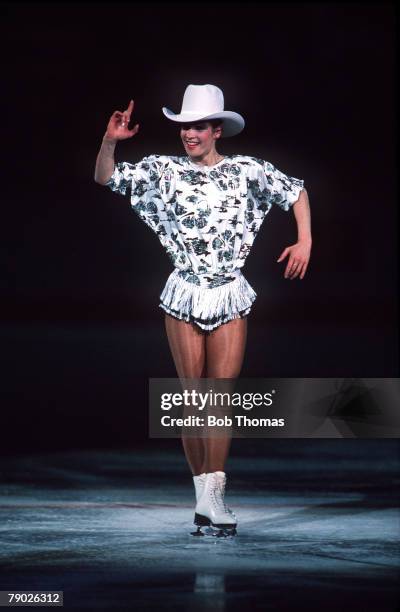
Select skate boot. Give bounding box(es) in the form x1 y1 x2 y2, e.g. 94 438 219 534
192 471 237 538
216 471 237 522
191 472 208 537
193 473 207 504
191 472 236 536
193 472 236 515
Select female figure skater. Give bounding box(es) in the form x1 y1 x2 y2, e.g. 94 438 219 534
94 84 312 537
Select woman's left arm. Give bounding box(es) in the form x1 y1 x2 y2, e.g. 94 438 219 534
277 188 312 280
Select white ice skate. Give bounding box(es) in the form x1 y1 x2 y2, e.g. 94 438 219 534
192 471 237 538
193 472 236 517
193 472 207 504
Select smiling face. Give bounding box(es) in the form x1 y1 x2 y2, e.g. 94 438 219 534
180 120 222 159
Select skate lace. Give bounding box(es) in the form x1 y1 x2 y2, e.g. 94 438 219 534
211 477 229 514
219 479 237 518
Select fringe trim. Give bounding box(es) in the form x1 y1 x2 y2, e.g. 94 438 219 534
159 269 257 331
159 303 253 331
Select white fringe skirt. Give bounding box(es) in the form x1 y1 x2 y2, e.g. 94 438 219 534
159 268 257 331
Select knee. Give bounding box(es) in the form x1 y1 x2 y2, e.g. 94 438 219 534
206 367 241 379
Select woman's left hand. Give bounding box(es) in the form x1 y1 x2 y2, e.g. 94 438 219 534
277 240 311 280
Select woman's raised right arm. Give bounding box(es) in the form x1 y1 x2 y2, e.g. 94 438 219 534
94 99 139 185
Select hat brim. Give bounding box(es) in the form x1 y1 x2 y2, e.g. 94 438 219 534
162 107 245 137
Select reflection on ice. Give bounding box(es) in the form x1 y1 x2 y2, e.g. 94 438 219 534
193 573 226 612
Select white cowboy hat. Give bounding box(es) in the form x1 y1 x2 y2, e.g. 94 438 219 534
162 84 245 138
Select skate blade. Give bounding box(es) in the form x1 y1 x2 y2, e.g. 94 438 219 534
190 526 205 537
191 525 237 538
211 526 237 538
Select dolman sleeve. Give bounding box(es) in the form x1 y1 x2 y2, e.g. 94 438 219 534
262 160 304 212
104 155 168 236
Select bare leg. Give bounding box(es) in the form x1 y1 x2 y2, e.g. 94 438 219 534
164 314 206 475
204 317 247 472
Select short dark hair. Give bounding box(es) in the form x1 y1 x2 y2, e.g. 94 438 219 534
209 119 223 129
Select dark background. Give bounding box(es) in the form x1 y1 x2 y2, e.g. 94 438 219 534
0 2 397 453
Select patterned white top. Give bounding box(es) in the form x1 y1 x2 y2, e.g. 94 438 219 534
105 154 304 286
